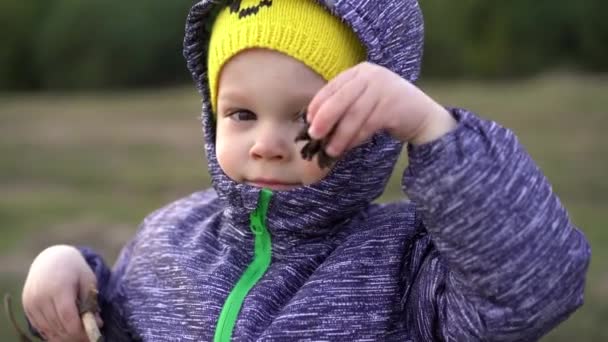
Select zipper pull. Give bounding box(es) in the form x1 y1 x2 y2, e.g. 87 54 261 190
249 189 272 235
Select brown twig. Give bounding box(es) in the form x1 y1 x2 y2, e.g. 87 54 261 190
78 288 103 342
4 293 34 342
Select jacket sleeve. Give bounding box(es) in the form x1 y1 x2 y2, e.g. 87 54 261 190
78 240 140 341
402 108 591 341
76 189 220 341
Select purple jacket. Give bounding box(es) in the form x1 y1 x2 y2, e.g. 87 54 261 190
80 0 590 341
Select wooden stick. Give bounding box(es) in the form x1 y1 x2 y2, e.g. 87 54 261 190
3 293 33 342
81 311 102 342
78 288 103 342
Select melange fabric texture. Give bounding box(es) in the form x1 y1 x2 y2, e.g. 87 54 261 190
71 0 590 341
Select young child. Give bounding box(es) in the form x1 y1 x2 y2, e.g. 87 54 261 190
21 0 590 341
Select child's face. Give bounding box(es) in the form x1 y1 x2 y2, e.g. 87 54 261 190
215 49 331 191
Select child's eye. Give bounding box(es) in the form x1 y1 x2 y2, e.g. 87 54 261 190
228 110 256 121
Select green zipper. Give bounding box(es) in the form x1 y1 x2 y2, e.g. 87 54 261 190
214 189 273 342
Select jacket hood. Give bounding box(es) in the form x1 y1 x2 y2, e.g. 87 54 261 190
183 0 424 239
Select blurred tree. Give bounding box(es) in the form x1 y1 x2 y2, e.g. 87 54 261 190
420 0 470 77
1 0 606 90
33 0 192 89
578 1 608 71
0 0 49 89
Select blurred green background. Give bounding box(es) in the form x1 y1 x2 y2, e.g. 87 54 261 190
1 0 607 341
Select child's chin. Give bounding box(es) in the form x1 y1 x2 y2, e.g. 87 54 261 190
247 182 302 191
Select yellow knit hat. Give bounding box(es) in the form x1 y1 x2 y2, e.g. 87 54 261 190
207 0 367 113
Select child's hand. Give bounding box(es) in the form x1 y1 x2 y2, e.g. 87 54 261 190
22 245 103 341
306 62 458 157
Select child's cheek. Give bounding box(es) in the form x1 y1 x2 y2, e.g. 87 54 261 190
215 132 243 182
215 142 232 177
300 158 331 185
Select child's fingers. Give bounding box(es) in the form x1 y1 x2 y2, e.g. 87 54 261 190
324 86 378 156
51 299 71 336
54 293 84 337
346 126 375 152
308 66 359 122
41 301 65 336
309 75 367 140
344 92 387 152
25 308 48 339
37 309 57 340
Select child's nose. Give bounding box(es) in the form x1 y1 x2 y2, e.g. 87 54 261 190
249 133 290 161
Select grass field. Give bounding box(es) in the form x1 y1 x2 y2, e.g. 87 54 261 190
1 72 607 340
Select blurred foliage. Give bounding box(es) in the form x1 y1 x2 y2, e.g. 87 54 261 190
421 0 608 77
1 0 607 90
1 0 193 90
